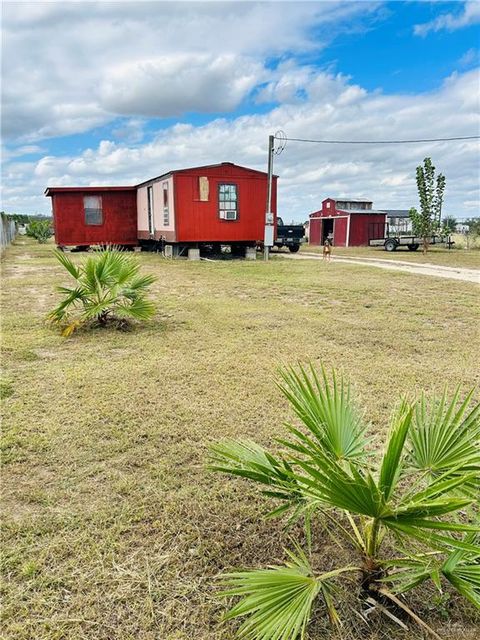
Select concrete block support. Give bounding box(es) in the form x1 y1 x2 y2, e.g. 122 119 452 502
188 248 201 261
245 247 257 260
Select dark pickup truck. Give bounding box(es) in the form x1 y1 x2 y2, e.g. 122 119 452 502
275 218 305 253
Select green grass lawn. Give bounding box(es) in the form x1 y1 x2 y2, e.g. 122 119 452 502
2 238 479 640
300 243 480 269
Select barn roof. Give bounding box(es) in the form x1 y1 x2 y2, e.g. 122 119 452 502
309 208 386 217
330 197 373 203
337 208 386 214
383 209 411 218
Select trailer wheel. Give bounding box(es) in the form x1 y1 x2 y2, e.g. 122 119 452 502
288 244 300 253
407 244 419 251
384 239 398 252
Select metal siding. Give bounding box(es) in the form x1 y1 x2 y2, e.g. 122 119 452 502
174 165 275 242
309 218 322 245
333 217 348 246
51 190 137 246
349 214 387 246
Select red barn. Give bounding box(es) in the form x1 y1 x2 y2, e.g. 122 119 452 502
44 186 137 248
136 162 276 249
309 198 387 247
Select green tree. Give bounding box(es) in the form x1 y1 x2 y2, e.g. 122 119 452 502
5 213 30 224
48 248 156 336
442 216 457 235
409 158 446 253
210 365 480 639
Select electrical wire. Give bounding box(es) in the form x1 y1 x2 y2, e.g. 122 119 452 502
275 135 480 145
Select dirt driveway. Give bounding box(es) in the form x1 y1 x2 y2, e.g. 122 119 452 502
281 252 479 284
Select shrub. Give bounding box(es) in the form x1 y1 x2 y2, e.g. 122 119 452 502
26 219 53 243
48 247 156 336
210 365 480 639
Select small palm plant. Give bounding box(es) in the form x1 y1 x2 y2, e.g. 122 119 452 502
48 248 156 336
210 365 480 639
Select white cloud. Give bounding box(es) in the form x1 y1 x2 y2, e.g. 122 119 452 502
101 54 265 118
1 1 373 142
414 1 480 36
459 48 479 67
1 2 478 220
3 67 479 220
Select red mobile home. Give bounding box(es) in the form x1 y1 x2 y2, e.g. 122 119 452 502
136 162 277 248
45 162 276 252
309 198 387 247
44 186 137 248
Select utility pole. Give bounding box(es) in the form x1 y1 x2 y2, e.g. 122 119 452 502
264 135 275 261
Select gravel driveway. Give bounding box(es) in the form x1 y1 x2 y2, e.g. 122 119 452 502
281 252 479 284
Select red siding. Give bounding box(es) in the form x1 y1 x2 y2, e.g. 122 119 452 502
50 190 137 246
309 217 322 245
333 217 348 246
349 214 386 246
174 164 276 243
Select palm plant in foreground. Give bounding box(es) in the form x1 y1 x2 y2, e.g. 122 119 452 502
48 248 156 336
210 365 480 639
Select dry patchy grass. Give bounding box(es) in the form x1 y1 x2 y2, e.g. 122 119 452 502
1 238 479 639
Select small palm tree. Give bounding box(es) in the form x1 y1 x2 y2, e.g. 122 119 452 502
210 365 480 639
49 248 156 336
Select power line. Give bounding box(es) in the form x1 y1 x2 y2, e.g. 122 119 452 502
275 135 480 145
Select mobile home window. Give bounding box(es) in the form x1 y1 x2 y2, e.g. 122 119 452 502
163 182 169 226
218 184 238 220
84 196 103 225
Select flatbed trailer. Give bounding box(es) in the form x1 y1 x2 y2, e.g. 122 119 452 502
369 235 445 252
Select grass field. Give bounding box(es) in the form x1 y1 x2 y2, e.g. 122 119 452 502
300 243 480 268
2 238 479 640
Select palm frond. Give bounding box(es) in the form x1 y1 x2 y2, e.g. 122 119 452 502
278 364 369 462
384 560 438 594
48 287 85 322
81 298 116 320
114 297 156 320
408 388 480 479
222 548 357 640
382 521 480 553
442 534 480 609
127 274 157 291
378 401 412 501
53 250 81 279
287 454 385 518
209 439 305 510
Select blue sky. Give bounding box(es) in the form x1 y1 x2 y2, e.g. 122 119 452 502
322 2 479 92
1 1 479 219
